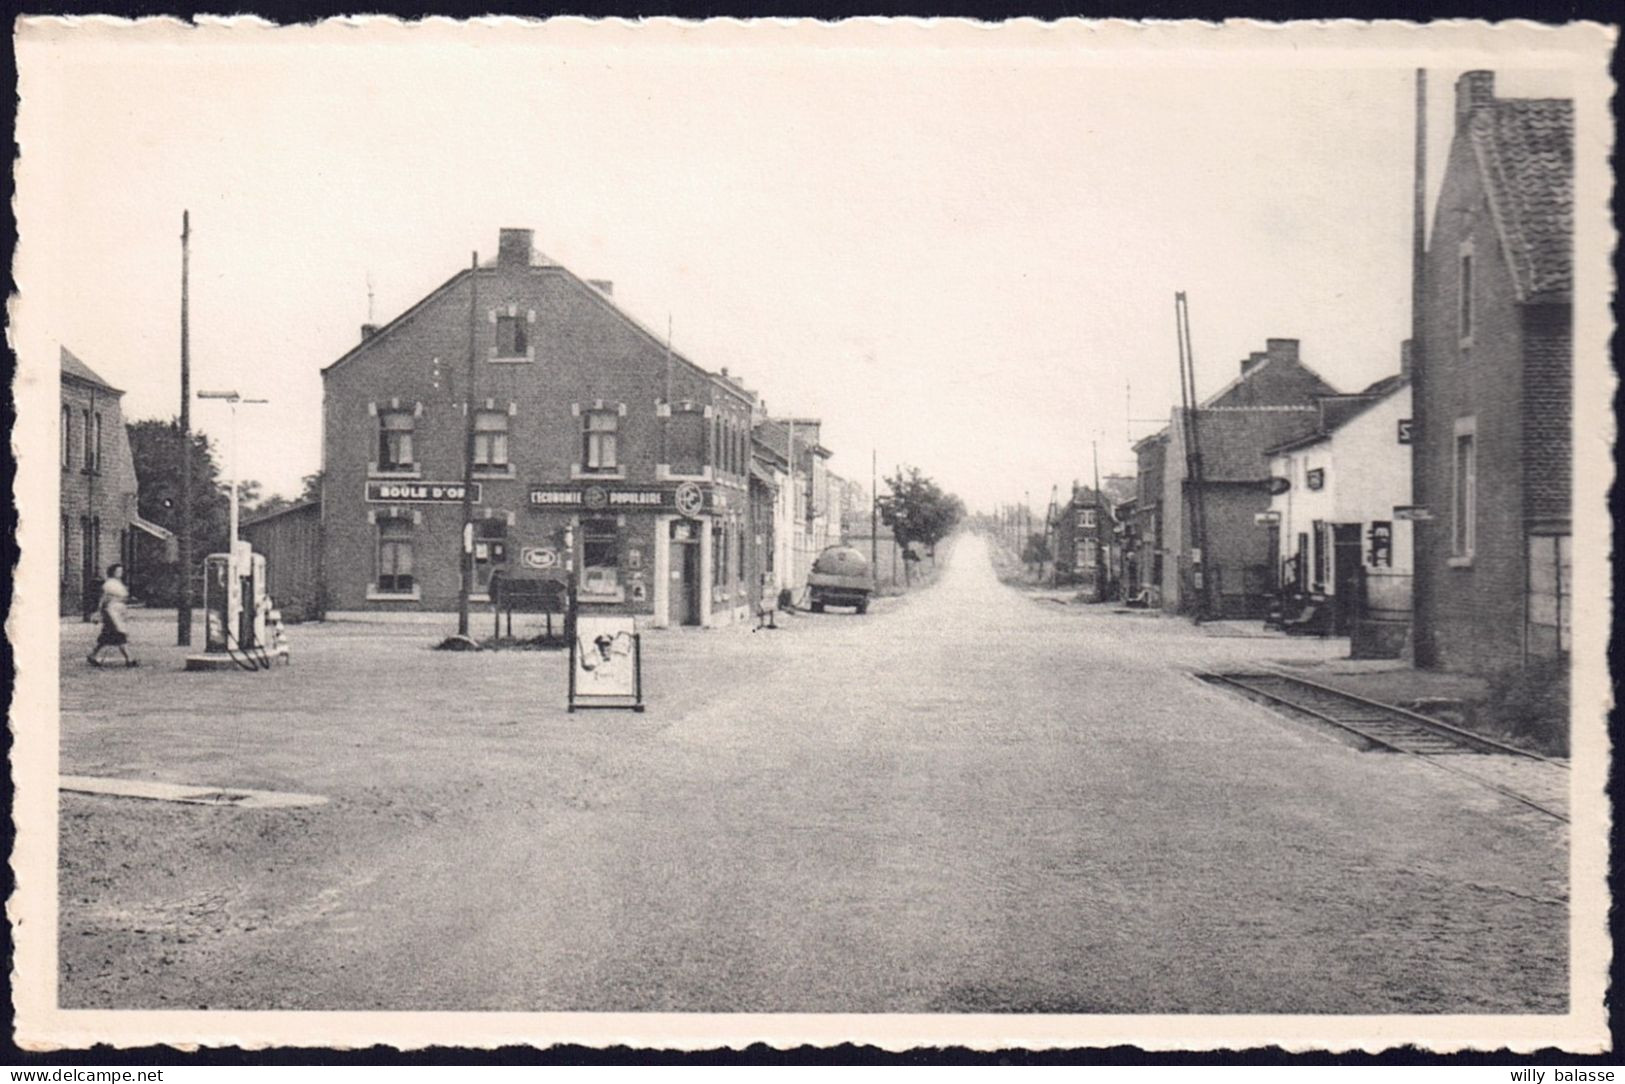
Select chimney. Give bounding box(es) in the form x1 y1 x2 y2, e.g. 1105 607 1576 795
1240 350 1267 376
587 279 614 297
1264 338 1300 367
497 228 534 268
1400 338 1414 380
1455 71 1495 129
360 323 379 342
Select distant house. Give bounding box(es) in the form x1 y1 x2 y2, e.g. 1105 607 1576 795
756 417 834 593
1053 485 1116 601
1265 365 1413 652
59 347 172 615
1412 72 1573 672
1128 431 1168 605
1156 338 1336 617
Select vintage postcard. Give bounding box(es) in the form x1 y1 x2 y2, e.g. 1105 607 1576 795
9 16 1616 1053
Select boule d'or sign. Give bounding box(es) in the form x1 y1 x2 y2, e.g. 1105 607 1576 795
366 480 481 504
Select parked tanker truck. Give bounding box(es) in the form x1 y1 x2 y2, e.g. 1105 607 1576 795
807 544 875 614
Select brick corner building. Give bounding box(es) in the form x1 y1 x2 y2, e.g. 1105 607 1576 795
320 229 761 629
1412 72 1573 672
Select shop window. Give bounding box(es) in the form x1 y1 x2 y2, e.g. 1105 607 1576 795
496 314 528 358
473 411 509 468
583 411 619 472
473 519 507 593
668 410 706 475
61 406 72 468
1452 423 1476 558
378 411 416 472
376 516 415 593
581 519 620 596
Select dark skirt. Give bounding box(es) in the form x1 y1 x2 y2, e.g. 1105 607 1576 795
96 618 127 648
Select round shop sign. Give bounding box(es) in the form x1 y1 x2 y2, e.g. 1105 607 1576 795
584 485 610 510
521 547 559 570
674 481 705 519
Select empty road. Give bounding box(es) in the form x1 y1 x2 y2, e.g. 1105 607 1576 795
60 534 1566 1012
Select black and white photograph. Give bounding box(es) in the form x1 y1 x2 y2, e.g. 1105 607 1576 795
9 16 1614 1053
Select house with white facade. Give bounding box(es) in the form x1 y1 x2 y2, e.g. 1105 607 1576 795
1265 368 1413 655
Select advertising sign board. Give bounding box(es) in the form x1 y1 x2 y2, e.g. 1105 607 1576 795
530 482 713 516
569 616 644 712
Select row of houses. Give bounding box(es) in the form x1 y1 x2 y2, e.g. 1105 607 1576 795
1042 71 1572 676
238 227 868 627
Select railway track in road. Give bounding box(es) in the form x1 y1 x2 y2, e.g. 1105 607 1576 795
1200 669 1570 824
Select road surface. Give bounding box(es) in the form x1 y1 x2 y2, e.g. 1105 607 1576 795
60 534 1566 1012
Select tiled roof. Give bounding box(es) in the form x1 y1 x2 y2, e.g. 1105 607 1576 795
60 346 121 393
1266 374 1410 456
1177 407 1320 482
1471 97 1573 302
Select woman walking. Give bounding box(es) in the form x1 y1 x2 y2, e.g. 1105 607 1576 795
87 563 138 668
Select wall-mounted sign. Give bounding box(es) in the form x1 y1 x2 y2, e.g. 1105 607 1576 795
1305 468 1326 491
1254 511 1282 525
366 480 481 504
674 481 705 519
1393 505 1434 521
1368 521 1393 567
1397 419 1414 444
1266 476 1291 496
529 482 714 515
520 546 559 570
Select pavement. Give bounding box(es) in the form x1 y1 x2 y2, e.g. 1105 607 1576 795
59 534 1567 1012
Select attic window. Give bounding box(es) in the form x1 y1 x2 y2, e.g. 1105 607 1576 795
496 314 528 358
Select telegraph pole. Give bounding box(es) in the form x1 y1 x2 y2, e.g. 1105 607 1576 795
870 448 878 576
456 251 478 639
1409 67 1433 667
177 211 193 646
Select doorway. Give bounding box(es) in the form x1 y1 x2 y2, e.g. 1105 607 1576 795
1332 523 1363 634
668 519 702 627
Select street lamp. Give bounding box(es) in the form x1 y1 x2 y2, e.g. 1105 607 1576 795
196 390 268 551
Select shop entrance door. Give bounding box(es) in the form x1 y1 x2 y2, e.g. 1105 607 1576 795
1332 523 1363 634
669 520 702 627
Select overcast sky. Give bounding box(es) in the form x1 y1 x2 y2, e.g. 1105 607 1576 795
17 20 1586 513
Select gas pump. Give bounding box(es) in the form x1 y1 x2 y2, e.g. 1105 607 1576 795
201 540 270 669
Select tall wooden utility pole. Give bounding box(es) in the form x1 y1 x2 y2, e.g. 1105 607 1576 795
177 211 193 645
1409 68 1433 667
1175 291 1209 623
456 251 478 639
870 449 878 577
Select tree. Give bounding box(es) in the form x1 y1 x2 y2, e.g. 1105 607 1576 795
1022 533 1052 567
127 418 232 606
245 469 324 520
877 466 965 584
